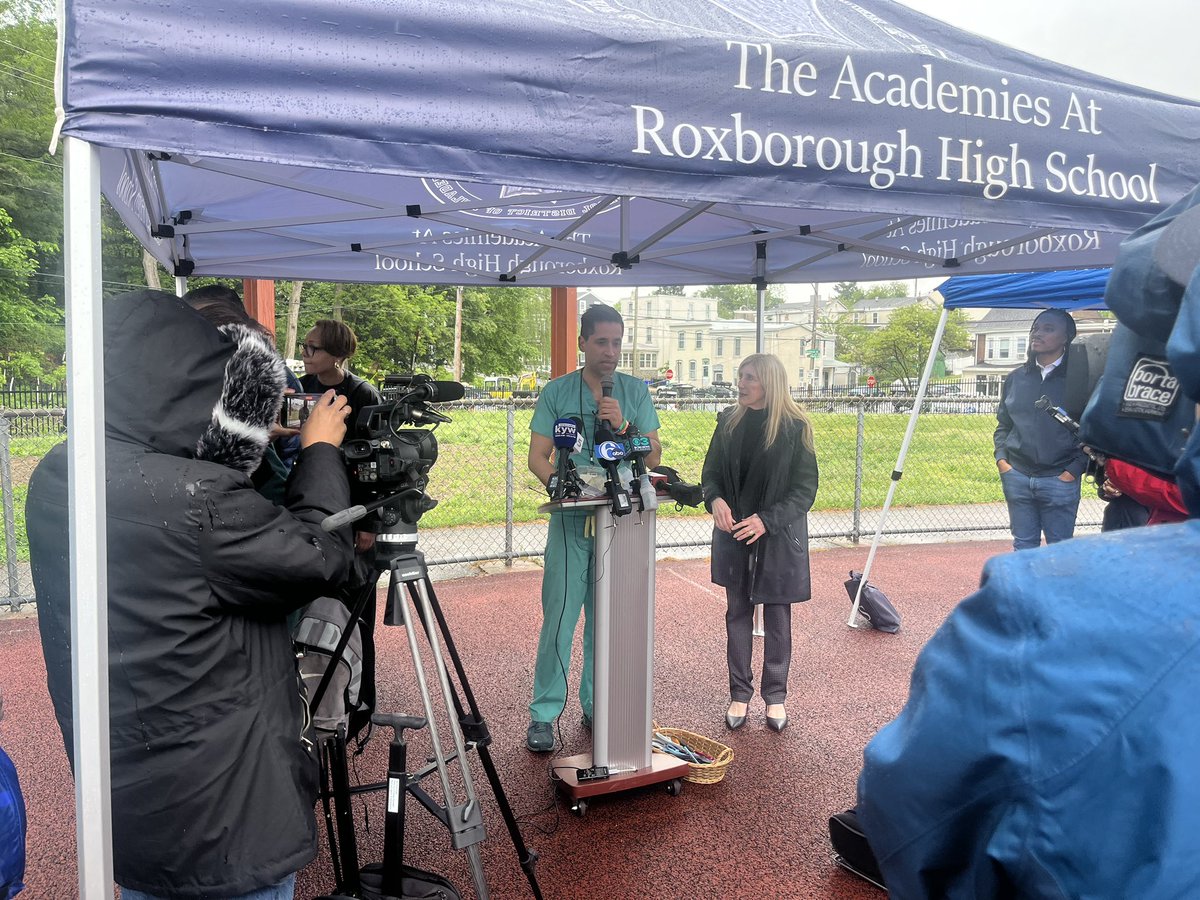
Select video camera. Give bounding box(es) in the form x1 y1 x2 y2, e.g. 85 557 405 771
329 374 463 532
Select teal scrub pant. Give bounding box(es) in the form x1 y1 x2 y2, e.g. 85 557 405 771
530 511 594 724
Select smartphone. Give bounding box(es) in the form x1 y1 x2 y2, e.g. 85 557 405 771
279 393 326 428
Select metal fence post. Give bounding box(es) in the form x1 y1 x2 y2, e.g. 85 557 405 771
505 404 515 567
851 401 865 544
0 417 20 609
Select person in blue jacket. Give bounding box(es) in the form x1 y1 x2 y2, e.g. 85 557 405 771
855 191 1200 898
993 308 1088 550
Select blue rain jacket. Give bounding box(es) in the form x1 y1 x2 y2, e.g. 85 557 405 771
858 520 1200 898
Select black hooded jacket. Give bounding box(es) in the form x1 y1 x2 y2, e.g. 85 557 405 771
702 408 819 604
27 291 354 897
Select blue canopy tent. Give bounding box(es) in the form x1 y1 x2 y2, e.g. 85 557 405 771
939 267 1111 310
52 0 1200 891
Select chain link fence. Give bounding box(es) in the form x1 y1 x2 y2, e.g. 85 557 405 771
0 398 1104 610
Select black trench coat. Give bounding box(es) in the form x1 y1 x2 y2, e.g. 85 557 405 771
701 408 819 604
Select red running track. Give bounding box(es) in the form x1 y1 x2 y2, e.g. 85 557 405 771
1 540 1007 899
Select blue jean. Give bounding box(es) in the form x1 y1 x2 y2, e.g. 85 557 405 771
120 873 295 900
1000 468 1082 550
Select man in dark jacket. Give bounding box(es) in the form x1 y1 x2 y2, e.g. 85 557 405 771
27 290 355 899
993 309 1088 549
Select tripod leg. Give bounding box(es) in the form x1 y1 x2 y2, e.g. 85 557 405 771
393 574 488 885
328 727 361 895
411 576 544 900
319 739 344 891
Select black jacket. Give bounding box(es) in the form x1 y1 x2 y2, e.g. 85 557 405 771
702 408 819 604
994 357 1089 479
27 291 354 897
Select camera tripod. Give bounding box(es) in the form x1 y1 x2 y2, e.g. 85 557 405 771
316 535 543 899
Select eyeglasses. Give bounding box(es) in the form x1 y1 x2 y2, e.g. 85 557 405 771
300 342 325 356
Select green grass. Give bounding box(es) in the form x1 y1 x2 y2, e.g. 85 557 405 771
417 407 1005 528
0 409 1007 550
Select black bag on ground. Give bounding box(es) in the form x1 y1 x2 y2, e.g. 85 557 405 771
316 862 461 900
829 809 886 891
358 862 462 900
843 571 901 633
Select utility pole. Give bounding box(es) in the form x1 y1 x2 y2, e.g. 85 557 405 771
810 283 819 394
630 286 640 379
285 280 303 359
453 285 463 381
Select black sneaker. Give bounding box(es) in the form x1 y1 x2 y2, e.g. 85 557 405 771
526 720 553 752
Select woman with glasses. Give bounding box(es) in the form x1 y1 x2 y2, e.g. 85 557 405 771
298 320 382 427
299 319 384 738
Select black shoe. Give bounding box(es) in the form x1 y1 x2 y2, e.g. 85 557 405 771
725 701 748 730
766 712 788 733
526 720 553 752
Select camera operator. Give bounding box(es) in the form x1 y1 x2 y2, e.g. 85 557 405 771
27 290 355 900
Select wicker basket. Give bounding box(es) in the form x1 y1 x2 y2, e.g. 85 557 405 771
652 726 734 784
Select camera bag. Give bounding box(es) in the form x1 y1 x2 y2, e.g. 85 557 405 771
294 597 366 736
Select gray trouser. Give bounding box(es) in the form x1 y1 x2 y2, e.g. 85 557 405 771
726 585 792 705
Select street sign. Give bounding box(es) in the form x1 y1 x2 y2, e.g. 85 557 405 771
867 375 877 388
806 349 821 358
664 368 674 380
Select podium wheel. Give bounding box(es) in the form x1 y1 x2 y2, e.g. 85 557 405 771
571 799 588 817
666 778 683 797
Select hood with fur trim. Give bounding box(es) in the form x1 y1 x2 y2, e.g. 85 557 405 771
195 323 287 474
102 290 284 474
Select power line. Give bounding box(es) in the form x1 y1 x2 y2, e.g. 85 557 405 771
0 148 61 169
0 178 59 198
0 62 53 90
0 37 56 64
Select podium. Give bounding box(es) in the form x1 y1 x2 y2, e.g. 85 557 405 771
537 494 689 816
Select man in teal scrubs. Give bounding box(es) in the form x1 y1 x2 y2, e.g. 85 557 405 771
525 304 661 752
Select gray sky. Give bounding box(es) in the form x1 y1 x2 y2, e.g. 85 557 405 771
895 0 1196 101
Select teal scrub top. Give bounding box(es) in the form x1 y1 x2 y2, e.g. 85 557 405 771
530 369 660 471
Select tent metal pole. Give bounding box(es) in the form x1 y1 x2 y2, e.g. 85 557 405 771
63 135 115 896
847 306 949 627
754 240 766 353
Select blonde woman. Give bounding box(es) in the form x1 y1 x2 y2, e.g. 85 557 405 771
701 354 819 733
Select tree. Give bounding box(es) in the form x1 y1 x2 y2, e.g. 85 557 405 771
0 206 61 383
274 281 550 383
655 285 685 295
697 283 784 318
0 3 62 308
860 305 969 388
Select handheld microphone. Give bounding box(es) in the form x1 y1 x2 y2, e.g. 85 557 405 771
599 372 615 432
593 418 631 516
1034 395 1081 436
548 417 584 500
